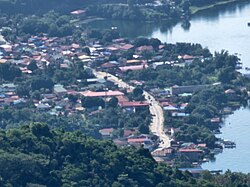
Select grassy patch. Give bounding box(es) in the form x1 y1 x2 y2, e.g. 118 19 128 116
190 0 244 14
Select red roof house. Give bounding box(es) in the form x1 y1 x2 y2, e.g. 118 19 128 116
80 90 124 97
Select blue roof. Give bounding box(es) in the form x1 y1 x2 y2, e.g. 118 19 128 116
0 94 6 98
179 168 204 174
163 106 178 111
34 42 43 47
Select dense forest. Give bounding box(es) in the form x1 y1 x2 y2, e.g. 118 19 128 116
0 123 249 187
0 0 242 18
0 123 200 187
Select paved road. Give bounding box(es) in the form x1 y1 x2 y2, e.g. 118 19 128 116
93 70 171 149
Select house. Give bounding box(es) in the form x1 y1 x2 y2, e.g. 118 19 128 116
43 93 57 100
101 62 117 69
179 54 202 65
180 103 188 110
171 112 189 117
13 98 27 108
130 80 144 86
0 59 7 64
225 89 236 94
210 117 221 125
99 128 114 138
123 129 137 138
119 101 149 113
54 84 67 97
178 148 203 162
170 84 209 95
163 105 179 111
127 137 155 151
225 89 240 101
1 98 14 106
120 44 134 51
1 83 16 92
80 90 124 97
113 139 128 147
197 144 207 149
152 61 167 69
179 167 204 177
116 95 129 103
118 64 148 73
86 78 106 85
151 147 175 160
136 45 154 53
0 44 12 53
126 59 142 65
36 103 51 111
112 38 125 43
119 101 149 108
70 9 86 15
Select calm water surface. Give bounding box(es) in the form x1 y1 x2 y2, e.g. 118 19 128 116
90 1 250 172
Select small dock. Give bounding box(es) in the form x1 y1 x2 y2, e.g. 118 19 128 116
222 140 236 148
210 170 223 174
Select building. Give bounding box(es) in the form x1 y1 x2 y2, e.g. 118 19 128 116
127 137 155 151
179 167 204 177
118 64 148 73
151 147 175 160
99 128 114 138
119 101 149 108
178 148 203 162
170 84 209 95
80 90 124 97
54 84 67 97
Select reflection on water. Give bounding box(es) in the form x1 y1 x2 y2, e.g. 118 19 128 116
193 1 250 22
89 1 250 42
202 107 250 173
89 19 177 38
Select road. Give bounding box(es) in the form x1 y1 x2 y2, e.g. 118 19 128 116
93 70 171 149
143 91 171 149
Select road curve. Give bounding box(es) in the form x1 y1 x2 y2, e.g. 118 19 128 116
92 70 170 149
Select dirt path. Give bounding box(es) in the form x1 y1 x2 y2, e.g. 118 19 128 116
93 70 171 149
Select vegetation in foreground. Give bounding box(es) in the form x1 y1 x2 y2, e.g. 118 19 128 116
0 123 250 187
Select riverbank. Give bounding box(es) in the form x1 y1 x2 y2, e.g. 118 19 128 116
190 0 246 15
203 106 250 173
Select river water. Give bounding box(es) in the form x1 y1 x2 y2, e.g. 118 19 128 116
90 1 250 172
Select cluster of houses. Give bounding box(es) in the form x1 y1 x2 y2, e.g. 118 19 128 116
0 83 27 108
0 30 246 171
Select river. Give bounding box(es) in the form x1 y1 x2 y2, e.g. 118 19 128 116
89 1 250 172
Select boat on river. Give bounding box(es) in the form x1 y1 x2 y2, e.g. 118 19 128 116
222 140 236 148
213 129 222 134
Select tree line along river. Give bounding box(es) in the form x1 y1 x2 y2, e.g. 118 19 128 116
89 1 250 173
